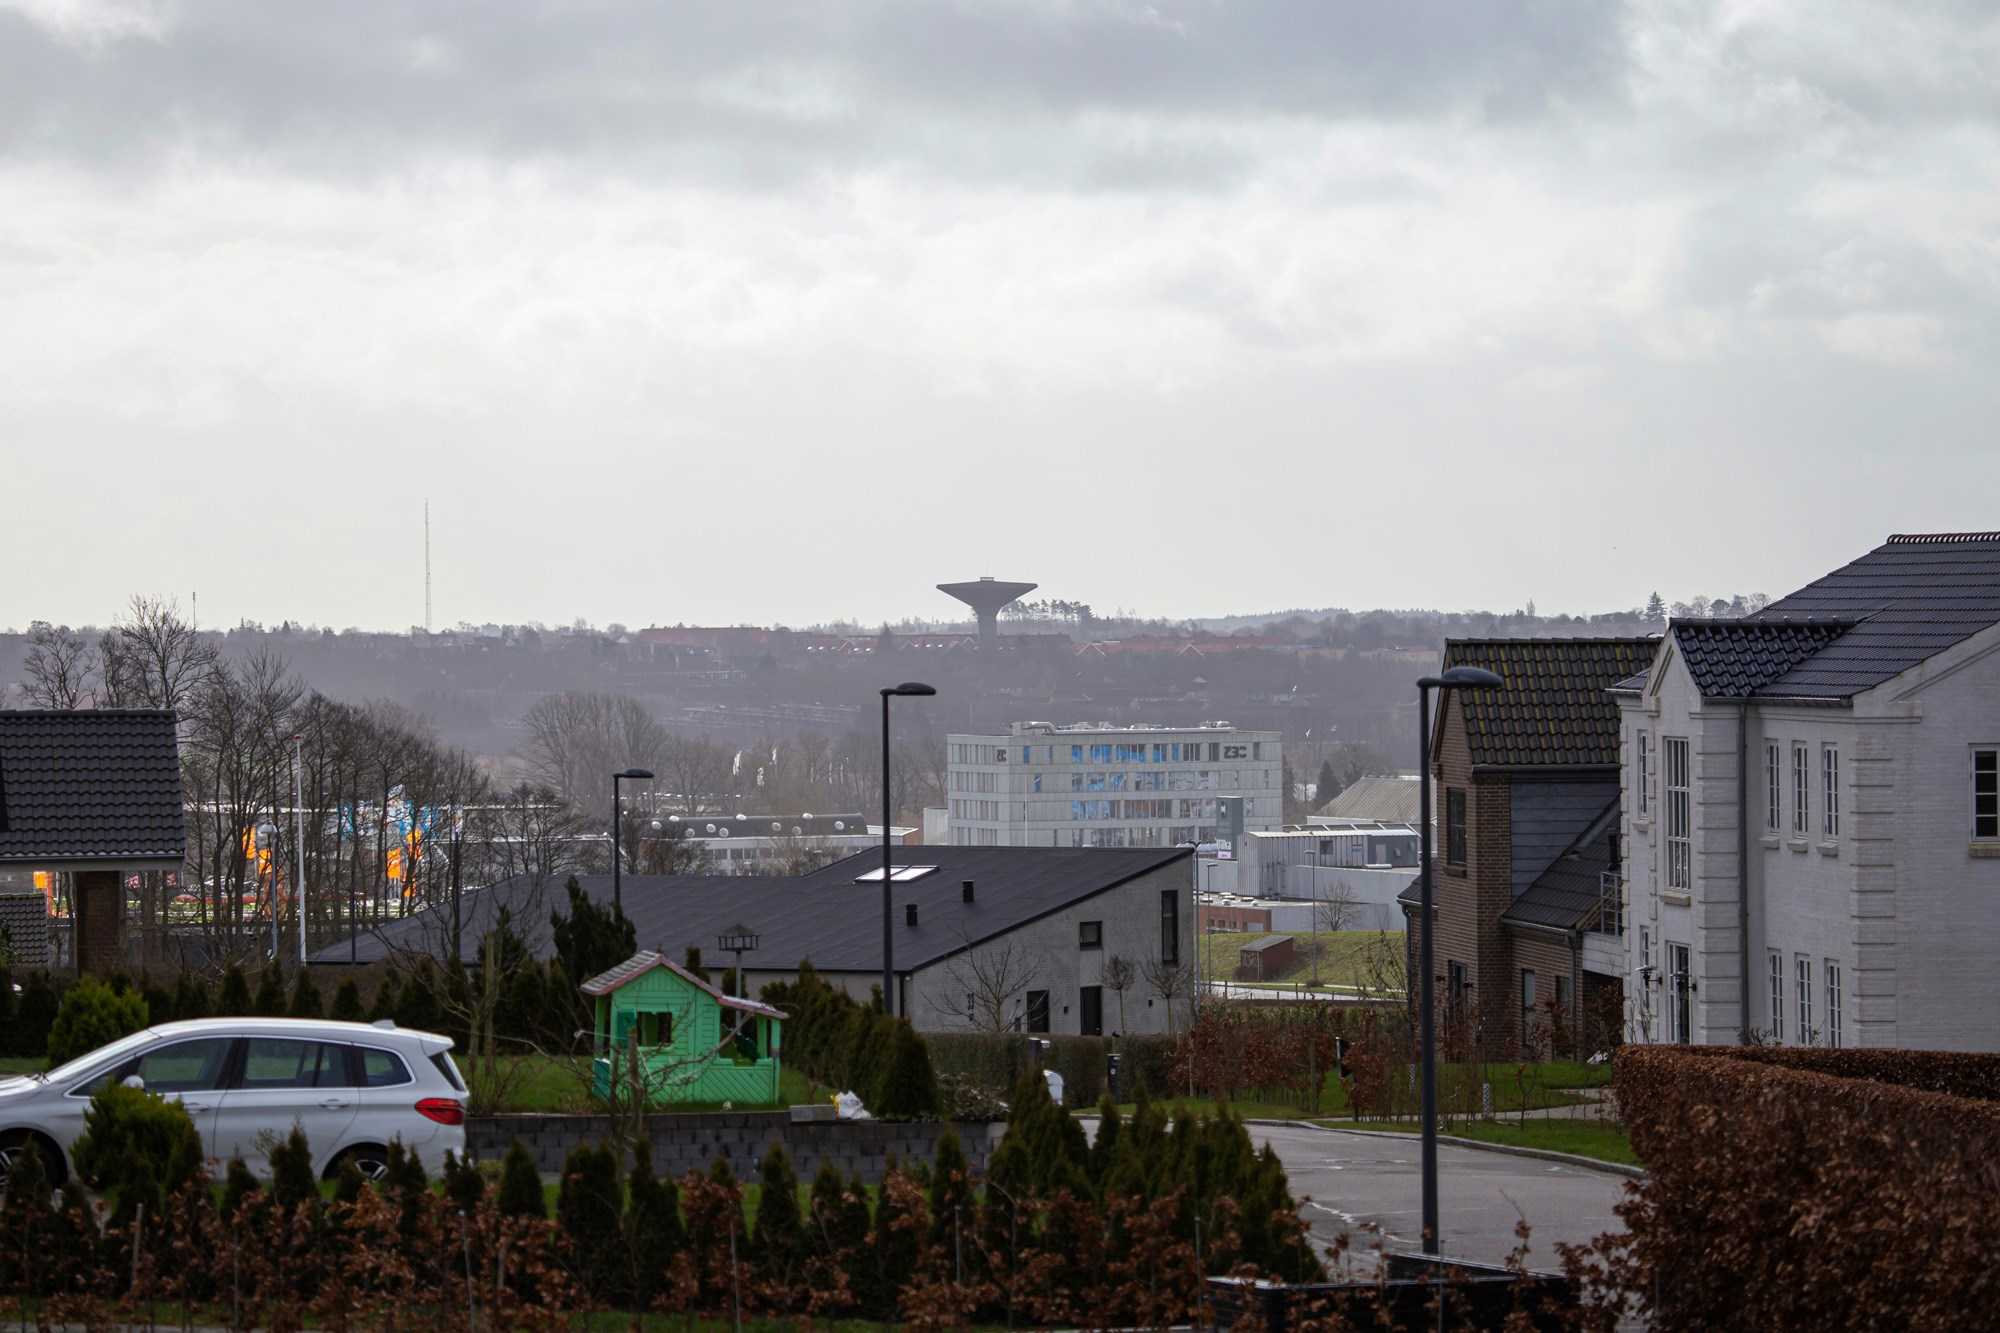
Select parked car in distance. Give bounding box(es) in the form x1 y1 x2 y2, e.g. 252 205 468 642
0 1017 465 1187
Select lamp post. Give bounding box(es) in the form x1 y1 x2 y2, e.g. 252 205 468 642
611 767 656 918
292 734 306 965
879 682 936 1016
718 923 760 1044
1415 664 1505 1256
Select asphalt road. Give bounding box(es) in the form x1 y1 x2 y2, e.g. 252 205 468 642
1247 1122 1632 1275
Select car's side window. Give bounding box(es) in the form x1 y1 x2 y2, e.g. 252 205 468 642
134 1038 237 1094
355 1046 412 1088
238 1039 346 1091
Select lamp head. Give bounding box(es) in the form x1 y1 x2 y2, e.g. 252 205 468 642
883 682 937 697
617 767 656 780
1418 667 1505 690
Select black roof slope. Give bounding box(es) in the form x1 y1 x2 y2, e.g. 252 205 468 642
1442 639 1656 769
1750 532 2000 698
0 710 185 867
1502 795 1619 932
310 844 1190 971
1665 619 1858 698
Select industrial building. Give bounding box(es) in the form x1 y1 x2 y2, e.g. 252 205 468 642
945 721 1282 848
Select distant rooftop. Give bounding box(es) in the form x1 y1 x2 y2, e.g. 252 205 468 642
996 720 1255 736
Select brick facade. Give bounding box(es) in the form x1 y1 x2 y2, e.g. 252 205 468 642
74 869 124 977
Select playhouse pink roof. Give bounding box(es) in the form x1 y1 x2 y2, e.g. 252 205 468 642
579 950 788 1020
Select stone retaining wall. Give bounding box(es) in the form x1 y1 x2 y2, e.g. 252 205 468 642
469 1112 1006 1183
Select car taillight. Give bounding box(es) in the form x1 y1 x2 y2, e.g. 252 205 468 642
416 1097 464 1126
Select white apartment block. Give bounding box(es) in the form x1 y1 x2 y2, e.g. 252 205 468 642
945 722 1282 848
1616 532 2000 1051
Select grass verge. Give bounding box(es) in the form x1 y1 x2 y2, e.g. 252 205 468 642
1314 1116 1638 1167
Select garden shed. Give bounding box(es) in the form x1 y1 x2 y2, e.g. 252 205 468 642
1236 934 1296 981
581 950 788 1105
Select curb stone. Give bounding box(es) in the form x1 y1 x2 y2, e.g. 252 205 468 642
1276 1120 1645 1179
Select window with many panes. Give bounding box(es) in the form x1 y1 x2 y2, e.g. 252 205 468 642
1636 733 1651 817
1766 742 1782 831
1822 745 1839 836
1825 960 1843 1049
1668 944 1691 1042
1792 743 1810 835
1974 748 1999 839
1445 788 1467 866
1769 951 1784 1040
1795 955 1813 1044
1665 738 1691 890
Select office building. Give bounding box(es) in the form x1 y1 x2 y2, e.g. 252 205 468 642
945 721 1281 848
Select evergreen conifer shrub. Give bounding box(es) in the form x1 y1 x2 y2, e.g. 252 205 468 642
329 978 366 1023
751 1144 805 1281
217 964 252 1016
250 967 287 1017
269 1125 319 1212
11 971 58 1058
625 1141 684 1310
556 1141 625 1303
71 1082 203 1228
873 1017 940 1119
287 968 324 1019
497 1139 547 1219
172 970 213 1022
45 975 148 1069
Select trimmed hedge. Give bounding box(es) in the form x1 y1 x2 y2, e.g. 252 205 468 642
1667 1043 2000 1101
1604 1046 2000 1329
926 1032 1176 1107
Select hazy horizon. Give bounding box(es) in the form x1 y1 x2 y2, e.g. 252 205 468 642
7 1 1997 631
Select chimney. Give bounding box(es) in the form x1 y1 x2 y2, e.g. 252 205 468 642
961 879 975 903
905 903 919 928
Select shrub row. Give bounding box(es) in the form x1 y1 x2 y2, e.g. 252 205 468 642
759 963 939 1118
1 1069 1325 1326
1667 1043 2000 1102
1582 1046 2000 1330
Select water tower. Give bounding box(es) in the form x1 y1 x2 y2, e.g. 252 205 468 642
937 576 1038 651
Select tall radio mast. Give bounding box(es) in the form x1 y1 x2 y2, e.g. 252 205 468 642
424 499 432 634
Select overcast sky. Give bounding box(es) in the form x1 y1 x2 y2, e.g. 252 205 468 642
6 0 1999 632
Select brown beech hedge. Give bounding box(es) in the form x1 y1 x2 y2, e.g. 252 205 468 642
1594 1046 2000 1331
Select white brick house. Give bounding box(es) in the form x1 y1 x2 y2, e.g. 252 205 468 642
1614 533 2000 1051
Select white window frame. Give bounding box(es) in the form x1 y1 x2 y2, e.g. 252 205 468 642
1768 950 1784 1041
1795 955 1813 1045
1974 747 1999 841
1792 743 1810 836
1765 742 1781 832
1636 732 1651 818
1664 738 1691 890
1822 744 1840 837
1825 959 1843 1049
1667 943 1691 1043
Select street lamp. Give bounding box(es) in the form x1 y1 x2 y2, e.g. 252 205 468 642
879 682 936 1016
1415 664 1505 1256
611 768 656 918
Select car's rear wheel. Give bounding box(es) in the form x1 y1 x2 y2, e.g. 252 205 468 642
325 1144 392 1183
0 1131 66 1189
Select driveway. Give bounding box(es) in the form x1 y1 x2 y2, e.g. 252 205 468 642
1247 1122 1631 1274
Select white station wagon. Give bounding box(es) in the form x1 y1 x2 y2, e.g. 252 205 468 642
0 1017 467 1187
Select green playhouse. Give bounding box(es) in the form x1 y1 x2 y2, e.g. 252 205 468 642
582 951 789 1105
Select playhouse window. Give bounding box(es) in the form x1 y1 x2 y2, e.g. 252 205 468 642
639 1012 671 1047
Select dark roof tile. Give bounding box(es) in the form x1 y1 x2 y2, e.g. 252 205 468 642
0 711 185 865
1441 638 1656 769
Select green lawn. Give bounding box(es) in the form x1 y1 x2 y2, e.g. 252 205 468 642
0 1057 41 1077
1195 930 1397 991
1316 1116 1638 1167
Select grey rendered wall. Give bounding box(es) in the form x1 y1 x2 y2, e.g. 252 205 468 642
902 859 1194 1037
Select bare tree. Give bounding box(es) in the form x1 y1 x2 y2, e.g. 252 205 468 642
1103 954 1137 1034
20 622 97 709
659 734 731 816
628 811 715 875
929 934 1045 1032
1142 956 1197 1038
106 594 219 715
520 692 672 812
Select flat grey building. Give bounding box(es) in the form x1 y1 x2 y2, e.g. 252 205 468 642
946 721 1282 849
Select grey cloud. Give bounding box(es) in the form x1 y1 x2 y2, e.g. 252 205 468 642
0 0 1626 187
